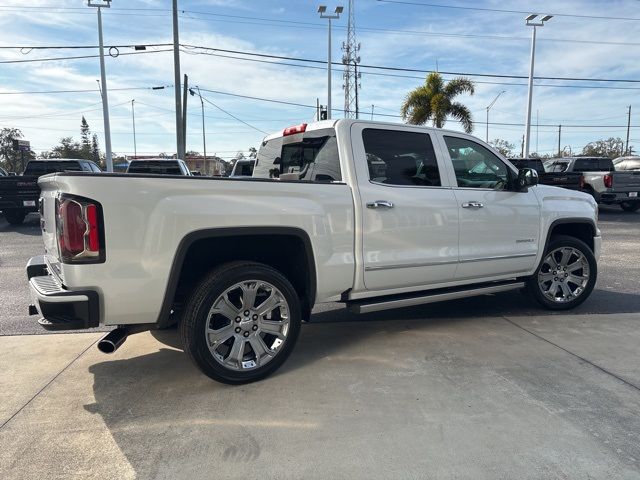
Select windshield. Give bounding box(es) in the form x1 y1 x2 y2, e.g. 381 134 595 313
127 161 182 175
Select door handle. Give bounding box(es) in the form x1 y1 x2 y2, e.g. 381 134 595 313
462 201 484 209
367 200 394 209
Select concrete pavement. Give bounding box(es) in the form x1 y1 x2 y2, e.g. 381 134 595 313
1 313 639 479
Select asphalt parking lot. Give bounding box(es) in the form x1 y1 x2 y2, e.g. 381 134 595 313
1 208 639 479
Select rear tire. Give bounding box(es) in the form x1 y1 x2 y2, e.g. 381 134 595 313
620 202 640 212
180 261 301 384
526 235 597 310
3 209 26 225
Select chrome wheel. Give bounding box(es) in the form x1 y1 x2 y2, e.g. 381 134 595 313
538 247 590 303
205 280 290 371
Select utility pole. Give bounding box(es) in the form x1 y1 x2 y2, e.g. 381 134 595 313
524 14 552 159
371 104 375 120
536 108 540 153
182 74 188 156
172 0 184 160
131 99 137 158
625 105 631 155
88 0 113 172
557 125 562 157
318 6 343 120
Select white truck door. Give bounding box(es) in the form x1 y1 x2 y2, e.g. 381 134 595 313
437 133 541 280
350 123 459 291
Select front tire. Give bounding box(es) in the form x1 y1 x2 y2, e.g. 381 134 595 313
4 209 26 225
526 235 597 310
620 202 640 212
180 261 301 384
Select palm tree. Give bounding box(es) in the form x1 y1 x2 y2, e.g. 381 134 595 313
401 72 475 133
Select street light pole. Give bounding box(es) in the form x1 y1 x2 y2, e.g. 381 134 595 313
189 87 207 175
485 90 506 143
524 14 552 159
131 99 137 159
318 5 343 120
88 0 113 172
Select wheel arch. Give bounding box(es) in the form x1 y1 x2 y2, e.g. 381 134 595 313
544 218 596 254
156 227 317 327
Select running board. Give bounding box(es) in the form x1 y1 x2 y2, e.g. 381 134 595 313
347 281 525 314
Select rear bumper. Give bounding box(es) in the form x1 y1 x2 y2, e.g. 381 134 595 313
599 191 640 204
27 255 100 330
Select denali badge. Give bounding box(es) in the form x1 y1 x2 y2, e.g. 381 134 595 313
516 238 535 243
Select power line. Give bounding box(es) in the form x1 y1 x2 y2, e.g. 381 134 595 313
375 0 640 22
0 48 172 64
0 43 172 50
1 5 639 46
182 46 640 91
198 94 268 135
0 85 172 95
181 44 640 84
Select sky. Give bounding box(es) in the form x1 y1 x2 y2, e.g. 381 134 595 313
0 0 639 161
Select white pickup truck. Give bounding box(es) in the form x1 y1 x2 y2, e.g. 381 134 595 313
27 119 601 384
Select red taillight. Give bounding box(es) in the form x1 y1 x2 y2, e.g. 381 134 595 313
56 196 104 263
604 174 613 189
283 123 307 136
86 204 100 252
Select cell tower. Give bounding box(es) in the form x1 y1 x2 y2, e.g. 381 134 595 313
342 0 361 118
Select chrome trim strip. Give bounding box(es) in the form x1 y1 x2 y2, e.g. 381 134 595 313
459 252 537 263
365 259 458 271
365 253 535 271
351 281 526 314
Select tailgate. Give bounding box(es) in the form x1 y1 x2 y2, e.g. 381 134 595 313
38 176 63 280
612 171 640 191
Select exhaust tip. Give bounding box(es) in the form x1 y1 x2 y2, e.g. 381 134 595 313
97 327 128 354
97 339 118 354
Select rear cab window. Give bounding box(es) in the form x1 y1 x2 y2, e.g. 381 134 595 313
255 128 342 182
24 161 83 175
127 161 183 175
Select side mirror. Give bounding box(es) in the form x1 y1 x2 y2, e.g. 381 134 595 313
516 168 538 191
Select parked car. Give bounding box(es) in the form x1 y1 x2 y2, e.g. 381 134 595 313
126 158 191 175
230 159 255 177
544 156 640 211
27 119 600 384
613 156 640 172
508 158 582 191
0 159 101 225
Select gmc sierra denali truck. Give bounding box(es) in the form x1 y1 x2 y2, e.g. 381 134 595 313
27 120 601 384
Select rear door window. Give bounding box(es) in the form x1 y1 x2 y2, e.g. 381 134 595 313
362 128 441 186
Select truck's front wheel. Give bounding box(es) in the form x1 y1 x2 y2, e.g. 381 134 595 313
526 235 597 310
180 262 301 384
3 209 26 225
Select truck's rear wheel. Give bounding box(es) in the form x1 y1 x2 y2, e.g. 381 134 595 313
620 202 640 212
180 261 301 384
3 209 26 225
526 235 597 310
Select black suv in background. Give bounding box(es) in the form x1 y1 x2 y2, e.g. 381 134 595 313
508 158 583 191
0 159 102 225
